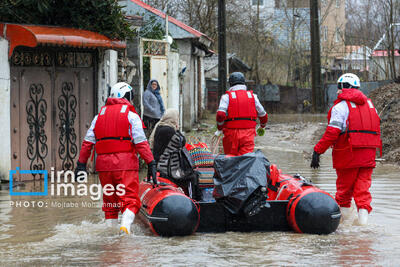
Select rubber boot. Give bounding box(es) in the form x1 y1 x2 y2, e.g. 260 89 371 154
120 209 135 234
358 209 369 226
105 218 118 228
340 207 351 223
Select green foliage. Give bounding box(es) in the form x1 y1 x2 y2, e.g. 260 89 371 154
143 57 151 89
0 0 135 40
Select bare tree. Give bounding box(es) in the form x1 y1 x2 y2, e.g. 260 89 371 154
142 0 180 17
346 0 400 80
176 0 219 42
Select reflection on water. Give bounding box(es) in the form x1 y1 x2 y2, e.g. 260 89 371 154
1 114 400 266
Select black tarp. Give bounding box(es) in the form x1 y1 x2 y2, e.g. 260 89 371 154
213 150 270 214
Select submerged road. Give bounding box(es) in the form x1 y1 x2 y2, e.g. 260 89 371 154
0 114 399 266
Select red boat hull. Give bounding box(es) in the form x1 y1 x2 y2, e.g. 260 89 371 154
138 177 200 236
138 166 341 236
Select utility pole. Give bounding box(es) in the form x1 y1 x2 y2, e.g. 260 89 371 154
254 0 260 84
309 0 324 112
218 0 227 99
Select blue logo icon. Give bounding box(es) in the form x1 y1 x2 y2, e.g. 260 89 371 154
9 167 48 196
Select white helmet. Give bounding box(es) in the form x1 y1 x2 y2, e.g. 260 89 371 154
337 73 360 89
110 82 133 100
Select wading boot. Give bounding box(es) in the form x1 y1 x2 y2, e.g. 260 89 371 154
357 208 368 226
120 209 135 234
340 207 351 223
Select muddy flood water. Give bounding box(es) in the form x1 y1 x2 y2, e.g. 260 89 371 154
1 114 399 266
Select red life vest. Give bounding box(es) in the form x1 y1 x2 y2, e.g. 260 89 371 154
225 90 257 128
94 98 135 154
328 98 381 169
345 99 381 149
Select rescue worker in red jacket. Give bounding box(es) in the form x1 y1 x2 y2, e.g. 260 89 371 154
311 73 382 226
75 82 157 234
216 72 268 156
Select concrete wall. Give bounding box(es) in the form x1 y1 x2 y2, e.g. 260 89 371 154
167 51 180 111
176 40 196 131
97 50 118 111
0 38 11 181
200 56 206 110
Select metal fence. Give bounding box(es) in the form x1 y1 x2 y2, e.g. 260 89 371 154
325 80 392 108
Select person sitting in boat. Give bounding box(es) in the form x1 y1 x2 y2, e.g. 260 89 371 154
215 72 268 156
75 82 157 235
149 109 201 199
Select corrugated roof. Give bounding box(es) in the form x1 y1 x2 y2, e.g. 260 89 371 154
0 23 126 58
129 0 212 42
372 50 400 57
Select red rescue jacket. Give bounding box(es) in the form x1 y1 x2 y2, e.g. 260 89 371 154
77 98 153 171
329 89 381 169
94 98 135 154
225 90 258 128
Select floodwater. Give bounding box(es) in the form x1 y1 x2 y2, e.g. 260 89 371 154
1 114 400 266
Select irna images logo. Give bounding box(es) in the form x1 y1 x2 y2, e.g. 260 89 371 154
9 167 125 200
9 167 48 196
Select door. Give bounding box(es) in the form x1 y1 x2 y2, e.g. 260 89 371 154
150 56 168 108
54 68 94 171
10 49 95 181
11 67 53 179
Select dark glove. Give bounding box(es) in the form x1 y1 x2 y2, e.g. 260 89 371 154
310 151 320 169
75 161 87 176
147 160 158 185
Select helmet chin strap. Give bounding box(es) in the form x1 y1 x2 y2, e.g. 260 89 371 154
123 91 133 101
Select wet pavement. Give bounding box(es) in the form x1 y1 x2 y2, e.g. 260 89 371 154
1 114 399 266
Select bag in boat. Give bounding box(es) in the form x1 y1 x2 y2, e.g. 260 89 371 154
213 150 270 214
157 131 194 180
185 140 215 167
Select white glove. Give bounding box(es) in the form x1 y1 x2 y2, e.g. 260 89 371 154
214 130 222 137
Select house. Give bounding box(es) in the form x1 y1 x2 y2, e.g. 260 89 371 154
369 24 400 81
204 53 251 80
204 53 251 111
119 0 213 131
342 45 372 76
251 0 346 80
370 50 400 81
0 23 124 181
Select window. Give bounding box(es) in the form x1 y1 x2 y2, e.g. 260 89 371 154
336 0 340 8
252 0 264 6
335 28 340 42
322 26 328 41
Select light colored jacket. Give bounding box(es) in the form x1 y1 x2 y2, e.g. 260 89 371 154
143 89 163 119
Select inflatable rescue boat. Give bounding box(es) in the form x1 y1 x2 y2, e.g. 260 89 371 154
138 151 341 236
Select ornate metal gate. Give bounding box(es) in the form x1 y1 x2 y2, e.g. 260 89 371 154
10 48 95 180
